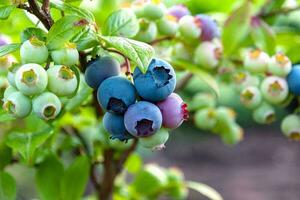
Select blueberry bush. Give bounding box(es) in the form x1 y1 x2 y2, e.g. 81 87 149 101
0 0 300 199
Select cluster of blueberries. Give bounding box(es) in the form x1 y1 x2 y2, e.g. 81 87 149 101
235 49 300 140
85 57 188 150
2 36 79 120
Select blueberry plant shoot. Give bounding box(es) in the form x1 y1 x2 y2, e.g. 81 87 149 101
0 0 300 199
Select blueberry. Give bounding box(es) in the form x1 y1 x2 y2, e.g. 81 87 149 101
143 1 166 21
194 41 222 69
15 63 48 96
252 102 276 124
0 55 15 73
156 93 188 129
195 14 220 41
103 112 134 141
178 15 202 40
84 56 120 89
97 76 136 114
281 114 300 140
51 43 79 66
32 92 62 120
240 86 262 109
156 15 178 36
268 53 291 77
47 65 78 96
260 76 289 104
133 58 176 102
20 37 48 64
287 65 300 96
167 4 190 21
3 91 32 118
0 34 11 46
194 108 217 131
139 129 169 150
244 49 270 73
124 101 162 137
3 85 17 101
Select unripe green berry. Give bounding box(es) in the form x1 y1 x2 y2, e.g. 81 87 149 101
139 129 169 150
252 102 276 124
221 123 244 145
194 41 222 69
134 20 157 43
244 49 269 73
240 86 262 109
15 64 48 95
32 92 62 120
233 71 260 91
178 15 201 40
0 55 15 73
47 65 77 96
156 15 178 36
3 91 32 118
143 1 166 20
189 93 216 111
260 76 289 104
3 85 17 100
281 114 300 140
194 108 217 131
268 53 291 77
171 43 192 61
7 65 21 88
51 43 79 66
20 37 48 64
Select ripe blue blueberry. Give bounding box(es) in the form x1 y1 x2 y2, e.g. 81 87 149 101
84 56 120 89
3 91 32 118
167 4 190 21
47 65 78 96
51 43 79 66
133 58 176 102
15 63 48 95
287 65 300 96
124 101 162 137
195 14 220 41
97 76 136 114
103 112 134 141
32 92 62 120
20 37 48 64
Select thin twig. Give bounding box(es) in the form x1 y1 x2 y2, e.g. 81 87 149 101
258 6 300 18
116 138 138 173
175 72 193 91
150 36 174 45
107 48 132 77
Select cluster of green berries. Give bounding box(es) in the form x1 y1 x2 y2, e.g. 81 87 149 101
237 48 300 140
189 93 243 145
2 36 79 120
85 56 188 150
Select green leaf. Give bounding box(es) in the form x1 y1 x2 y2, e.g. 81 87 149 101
251 18 276 54
61 156 90 200
0 43 21 57
36 154 64 200
6 126 54 162
100 36 154 73
21 27 47 42
103 9 139 38
71 27 98 51
0 172 16 200
46 0 94 22
125 153 142 174
171 59 220 98
0 142 12 170
0 113 15 122
0 5 15 20
186 181 223 200
222 1 252 55
47 15 89 50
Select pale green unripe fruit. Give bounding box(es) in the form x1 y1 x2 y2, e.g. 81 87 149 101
0 55 15 73
194 41 222 69
260 76 289 104
15 63 48 96
233 71 260 92
188 93 216 111
156 15 178 36
281 114 300 140
33 92 62 120
221 123 244 145
139 129 169 150
3 91 32 118
51 43 79 66
268 53 291 77
143 2 166 20
178 15 201 40
3 85 17 100
252 102 276 124
134 20 157 43
194 108 217 131
47 65 77 96
171 43 192 61
20 38 48 64
240 86 262 109
244 49 269 73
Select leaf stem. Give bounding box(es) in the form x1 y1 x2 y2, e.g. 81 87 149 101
258 6 300 18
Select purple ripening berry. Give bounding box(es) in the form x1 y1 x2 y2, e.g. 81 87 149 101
167 4 190 21
156 93 189 129
124 101 162 137
0 34 11 46
195 14 220 41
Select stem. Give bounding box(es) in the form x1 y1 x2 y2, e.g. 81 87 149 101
107 49 132 77
258 6 300 18
150 36 174 45
27 0 53 30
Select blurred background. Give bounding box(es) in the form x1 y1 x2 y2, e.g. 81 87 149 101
2 0 300 199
